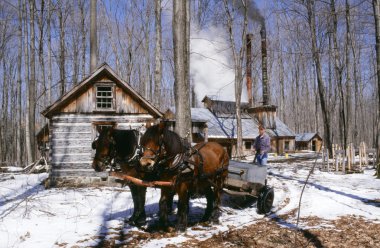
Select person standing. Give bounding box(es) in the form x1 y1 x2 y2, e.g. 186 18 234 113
253 125 271 166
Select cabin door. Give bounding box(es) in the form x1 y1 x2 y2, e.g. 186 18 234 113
91 122 117 157
312 140 316 151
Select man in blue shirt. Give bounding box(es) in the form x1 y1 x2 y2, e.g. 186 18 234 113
253 125 271 166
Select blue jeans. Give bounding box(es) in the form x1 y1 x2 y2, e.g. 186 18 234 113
256 153 268 166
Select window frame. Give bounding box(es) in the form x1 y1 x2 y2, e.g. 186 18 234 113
284 141 290 151
245 141 252 150
94 83 116 111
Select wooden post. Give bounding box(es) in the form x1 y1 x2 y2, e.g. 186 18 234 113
321 145 325 170
326 148 330 172
351 143 355 169
342 150 346 174
359 142 363 169
346 145 351 172
364 142 368 166
332 144 336 161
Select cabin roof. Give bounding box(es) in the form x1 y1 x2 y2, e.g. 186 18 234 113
190 107 295 139
201 95 251 118
295 133 321 142
41 63 162 119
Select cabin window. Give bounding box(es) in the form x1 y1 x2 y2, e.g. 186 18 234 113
285 141 290 151
245 141 252 150
95 84 114 110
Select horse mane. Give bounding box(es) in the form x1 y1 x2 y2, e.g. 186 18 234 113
141 124 186 155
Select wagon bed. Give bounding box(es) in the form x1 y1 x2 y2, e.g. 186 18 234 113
224 161 274 214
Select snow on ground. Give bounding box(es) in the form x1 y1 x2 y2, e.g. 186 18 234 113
0 158 379 248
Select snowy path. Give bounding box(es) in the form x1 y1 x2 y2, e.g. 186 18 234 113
0 161 379 248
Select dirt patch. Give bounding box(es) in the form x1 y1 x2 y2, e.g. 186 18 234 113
77 216 380 247
180 216 380 248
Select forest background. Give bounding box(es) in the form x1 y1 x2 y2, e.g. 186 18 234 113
0 0 379 169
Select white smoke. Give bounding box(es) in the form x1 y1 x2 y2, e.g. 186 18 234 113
190 26 248 104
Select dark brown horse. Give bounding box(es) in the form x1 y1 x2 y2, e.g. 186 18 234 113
91 127 147 226
139 123 229 231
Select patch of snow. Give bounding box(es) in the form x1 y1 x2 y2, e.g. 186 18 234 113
1 160 379 247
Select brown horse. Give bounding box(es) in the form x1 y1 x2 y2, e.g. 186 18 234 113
91 127 147 226
139 123 229 231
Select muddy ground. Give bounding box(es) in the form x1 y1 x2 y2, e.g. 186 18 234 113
78 214 379 248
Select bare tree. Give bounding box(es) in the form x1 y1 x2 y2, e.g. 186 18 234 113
223 0 248 159
29 0 36 161
17 0 23 166
345 0 352 145
90 0 97 72
330 0 348 149
154 0 162 108
372 0 380 177
80 0 86 78
58 0 66 95
173 0 191 140
306 0 332 155
47 0 52 104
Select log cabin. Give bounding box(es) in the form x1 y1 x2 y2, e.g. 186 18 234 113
201 96 296 157
295 133 323 151
41 63 162 186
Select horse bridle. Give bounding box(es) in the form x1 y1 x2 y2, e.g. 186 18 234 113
93 136 117 169
140 134 165 163
140 134 187 173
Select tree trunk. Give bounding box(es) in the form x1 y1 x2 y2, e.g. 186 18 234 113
58 1 66 95
90 0 97 72
142 3 152 100
17 0 23 166
306 0 332 155
23 0 32 164
37 0 47 112
80 0 86 78
2 60 8 162
372 0 380 177
29 0 36 161
345 0 352 145
154 0 162 108
47 0 52 104
173 0 192 141
331 0 347 149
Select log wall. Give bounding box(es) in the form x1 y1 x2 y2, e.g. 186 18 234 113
49 113 155 186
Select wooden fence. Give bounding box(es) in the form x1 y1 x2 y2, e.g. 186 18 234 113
321 142 377 173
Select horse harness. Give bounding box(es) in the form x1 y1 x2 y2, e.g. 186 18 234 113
93 132 141 171
143 138 227 185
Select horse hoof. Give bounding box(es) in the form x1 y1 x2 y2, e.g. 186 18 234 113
210 213 221 224
127 216 146 226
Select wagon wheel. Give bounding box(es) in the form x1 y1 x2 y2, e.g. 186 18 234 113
257 186 274 214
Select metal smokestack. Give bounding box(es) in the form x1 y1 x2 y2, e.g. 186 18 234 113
260 24 269 105
246 34 253 107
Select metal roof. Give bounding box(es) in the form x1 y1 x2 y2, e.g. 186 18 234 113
191 108 295 139
295 133 321 142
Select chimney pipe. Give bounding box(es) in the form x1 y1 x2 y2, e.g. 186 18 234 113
260 25 269 105
246 34 253 107
90 0 97 72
